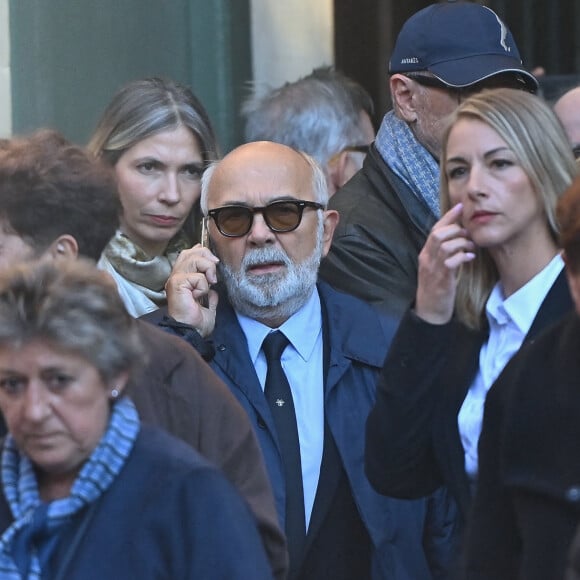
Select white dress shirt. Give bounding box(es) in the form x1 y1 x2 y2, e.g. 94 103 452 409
237 288 324 530
458 253 564 479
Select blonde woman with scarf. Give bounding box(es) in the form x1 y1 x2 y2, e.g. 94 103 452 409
88 77 219 317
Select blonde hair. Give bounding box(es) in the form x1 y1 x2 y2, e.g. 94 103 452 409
87 77 219 243
439 88 578 330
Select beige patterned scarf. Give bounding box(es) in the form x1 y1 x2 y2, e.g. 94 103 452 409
102 230 189 305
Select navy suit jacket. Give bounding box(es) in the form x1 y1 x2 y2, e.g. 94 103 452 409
147 281 458 579
0 426 272 579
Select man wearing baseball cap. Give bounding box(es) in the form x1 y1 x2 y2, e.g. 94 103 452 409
320 1 538 319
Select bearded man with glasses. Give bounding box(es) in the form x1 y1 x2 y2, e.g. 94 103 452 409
320 1 539 320
143 141 457 580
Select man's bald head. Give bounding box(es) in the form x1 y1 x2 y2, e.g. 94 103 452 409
197 141 339 327
200 141 329 213
554 86 580 159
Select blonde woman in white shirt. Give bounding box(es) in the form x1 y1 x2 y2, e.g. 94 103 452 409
365 88 578 540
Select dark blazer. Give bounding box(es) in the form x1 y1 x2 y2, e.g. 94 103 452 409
465 311 580 579
0 426 273 580
365 270 573 524
147 282 458 580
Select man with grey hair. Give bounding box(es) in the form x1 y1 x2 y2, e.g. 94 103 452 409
320 1 539 319
242 67 375 197
145 141 457 579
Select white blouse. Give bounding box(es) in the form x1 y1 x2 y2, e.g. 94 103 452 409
458 253 564 479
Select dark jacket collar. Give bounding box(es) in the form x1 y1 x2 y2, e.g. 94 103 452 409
213 281 394 370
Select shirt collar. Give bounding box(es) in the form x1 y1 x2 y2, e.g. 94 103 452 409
486 253 564 334
237 287 322 364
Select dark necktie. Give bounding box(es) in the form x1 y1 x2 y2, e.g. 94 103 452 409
262 331 306 575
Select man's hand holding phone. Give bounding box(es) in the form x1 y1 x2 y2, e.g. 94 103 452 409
165 243 220 337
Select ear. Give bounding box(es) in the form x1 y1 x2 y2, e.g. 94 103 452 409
389 74 419 124
45 235 79 262
321 209 340 257
326 152 349 197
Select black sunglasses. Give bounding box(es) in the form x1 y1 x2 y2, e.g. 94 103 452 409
207 199 325 238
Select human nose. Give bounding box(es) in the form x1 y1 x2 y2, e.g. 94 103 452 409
158 172 181 205
22 383 51 423
466 165 488 200
247 211 275 245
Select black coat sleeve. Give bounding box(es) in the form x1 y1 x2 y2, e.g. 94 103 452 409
365 309 457 498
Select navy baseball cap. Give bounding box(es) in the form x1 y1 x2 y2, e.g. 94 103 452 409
389 1 538 92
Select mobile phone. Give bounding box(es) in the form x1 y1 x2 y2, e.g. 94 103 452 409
199 217 210 308
200 216 209 249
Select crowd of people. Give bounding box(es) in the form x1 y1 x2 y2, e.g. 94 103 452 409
0 1 579 579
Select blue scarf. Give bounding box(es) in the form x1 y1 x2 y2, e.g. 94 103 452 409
375 110 441 218
0 397 140 579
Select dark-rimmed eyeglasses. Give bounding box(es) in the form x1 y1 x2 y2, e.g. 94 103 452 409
207 200 325 238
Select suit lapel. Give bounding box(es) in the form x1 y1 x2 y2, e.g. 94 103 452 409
304 285 389 546
211 293 278 438
526 270 572 340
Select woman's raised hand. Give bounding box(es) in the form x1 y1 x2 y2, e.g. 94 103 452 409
415 203 476 324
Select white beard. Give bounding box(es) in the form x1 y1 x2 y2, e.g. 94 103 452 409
218 222 323 322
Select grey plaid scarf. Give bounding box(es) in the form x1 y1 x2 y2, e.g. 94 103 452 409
375 110 441 218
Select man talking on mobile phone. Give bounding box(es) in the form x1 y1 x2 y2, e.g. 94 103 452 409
144 141 457 580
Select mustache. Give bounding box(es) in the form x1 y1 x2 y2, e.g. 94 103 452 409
241 246 291 270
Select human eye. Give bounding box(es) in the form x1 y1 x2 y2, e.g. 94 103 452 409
490 158 514 169
271 202 299 217
446 165 467 180
44 372 74 392
136 160 160 174
182 164 204 180
268 202 301 230
0 375 25 395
